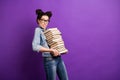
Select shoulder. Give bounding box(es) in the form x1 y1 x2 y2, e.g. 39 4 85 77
35 27 42 32
35 27 40 31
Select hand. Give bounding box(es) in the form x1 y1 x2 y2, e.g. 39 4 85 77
50 49 60 57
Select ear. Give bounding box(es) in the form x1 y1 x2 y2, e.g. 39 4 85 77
37 19 41 24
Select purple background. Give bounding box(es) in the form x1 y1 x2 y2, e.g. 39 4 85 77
0 0 120 80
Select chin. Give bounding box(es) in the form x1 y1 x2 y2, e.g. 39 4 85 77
44 26 47 29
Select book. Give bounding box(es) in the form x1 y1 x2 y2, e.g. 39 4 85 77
44 28 68 54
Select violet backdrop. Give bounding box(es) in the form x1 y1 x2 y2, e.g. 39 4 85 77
0 0 120 80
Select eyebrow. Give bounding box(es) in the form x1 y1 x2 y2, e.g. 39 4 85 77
41 18 50 21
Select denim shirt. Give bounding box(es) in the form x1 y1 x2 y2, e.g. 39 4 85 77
32 27 52 57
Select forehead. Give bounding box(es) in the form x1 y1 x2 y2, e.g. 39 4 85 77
41 15 49 19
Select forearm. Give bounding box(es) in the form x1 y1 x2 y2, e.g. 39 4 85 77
39 47 53 53
39 47 60 56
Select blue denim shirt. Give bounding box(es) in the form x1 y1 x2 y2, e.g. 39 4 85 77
32 27 52 57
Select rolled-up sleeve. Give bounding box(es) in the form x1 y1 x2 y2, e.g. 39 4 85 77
32 28 42 52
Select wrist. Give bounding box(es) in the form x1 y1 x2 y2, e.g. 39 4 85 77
49 48 54 53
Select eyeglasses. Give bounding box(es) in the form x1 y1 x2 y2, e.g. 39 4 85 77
40 19 50 23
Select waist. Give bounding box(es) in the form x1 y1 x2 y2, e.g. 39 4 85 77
43 55 61 59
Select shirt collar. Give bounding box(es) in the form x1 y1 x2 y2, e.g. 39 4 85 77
39 26 45 32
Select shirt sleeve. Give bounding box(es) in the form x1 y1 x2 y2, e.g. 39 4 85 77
32 28 42 52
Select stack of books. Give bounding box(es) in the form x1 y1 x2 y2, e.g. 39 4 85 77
44 28 68 54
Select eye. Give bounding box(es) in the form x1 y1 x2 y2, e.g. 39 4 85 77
40 19 50 23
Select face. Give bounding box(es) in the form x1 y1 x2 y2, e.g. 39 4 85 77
38 15 50 29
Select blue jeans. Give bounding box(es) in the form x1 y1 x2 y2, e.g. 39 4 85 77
43 56 68 80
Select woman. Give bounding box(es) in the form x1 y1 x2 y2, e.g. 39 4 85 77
32 9 68 80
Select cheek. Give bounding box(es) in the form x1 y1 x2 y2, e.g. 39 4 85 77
40 22 44 25
44 23 48 26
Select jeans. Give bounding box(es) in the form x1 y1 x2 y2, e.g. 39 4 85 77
43 56 68 80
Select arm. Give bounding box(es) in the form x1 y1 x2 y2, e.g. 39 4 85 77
32 28 60 56
40 47 60 56
32 28 42 52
